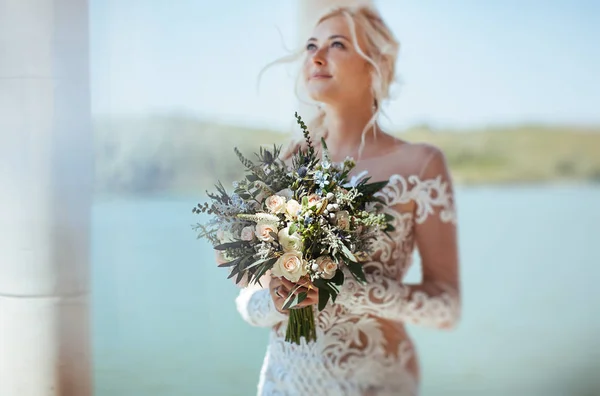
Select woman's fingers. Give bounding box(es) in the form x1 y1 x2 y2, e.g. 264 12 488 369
271 276 320 311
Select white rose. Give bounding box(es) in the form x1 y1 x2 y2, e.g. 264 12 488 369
255 222 278 242
277 227 303 253
265 195 286 214
285 199 302 219
335 210 350 231
272 251 307 283
240 226 255 241
316 255 338 279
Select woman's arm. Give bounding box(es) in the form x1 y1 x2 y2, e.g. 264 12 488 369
335 146 461 330
235 276 289 328
215 251 287 327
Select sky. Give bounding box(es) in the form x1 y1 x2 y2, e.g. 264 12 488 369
89 0 600 132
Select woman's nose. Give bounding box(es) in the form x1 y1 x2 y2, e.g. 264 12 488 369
312 49 326 66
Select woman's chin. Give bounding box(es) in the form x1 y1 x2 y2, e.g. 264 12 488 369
306 90 336 106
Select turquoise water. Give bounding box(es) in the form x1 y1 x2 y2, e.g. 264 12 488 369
92 185 600 396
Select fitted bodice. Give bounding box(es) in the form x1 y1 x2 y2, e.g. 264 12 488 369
235 142 461 396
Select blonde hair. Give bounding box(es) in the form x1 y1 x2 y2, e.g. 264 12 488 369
258 6 400 158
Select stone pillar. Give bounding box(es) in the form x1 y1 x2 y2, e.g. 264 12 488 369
0 0 93 395
295 0 375 127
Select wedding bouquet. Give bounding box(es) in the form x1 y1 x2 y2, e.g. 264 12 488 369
192 113 394 344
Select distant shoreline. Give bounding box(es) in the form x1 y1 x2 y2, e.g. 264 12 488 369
92 115 600 196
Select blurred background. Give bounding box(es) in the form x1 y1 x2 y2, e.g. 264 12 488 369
89 1 600 395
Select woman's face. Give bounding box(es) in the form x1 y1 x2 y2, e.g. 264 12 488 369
302 15 372 106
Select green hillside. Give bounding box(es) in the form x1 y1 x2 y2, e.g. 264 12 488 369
93 116 600 196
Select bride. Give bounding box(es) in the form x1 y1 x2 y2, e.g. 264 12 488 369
218 5 461 396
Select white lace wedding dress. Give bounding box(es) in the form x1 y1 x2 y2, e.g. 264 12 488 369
235 144 461 396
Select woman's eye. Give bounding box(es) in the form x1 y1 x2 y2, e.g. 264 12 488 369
306 43 317 51
332 41 345 49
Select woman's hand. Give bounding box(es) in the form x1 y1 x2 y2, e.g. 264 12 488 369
269 276 318 314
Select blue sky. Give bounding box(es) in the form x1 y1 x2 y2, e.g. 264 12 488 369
90 0 600 131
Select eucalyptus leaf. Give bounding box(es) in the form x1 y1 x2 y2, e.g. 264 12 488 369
346 260 367 284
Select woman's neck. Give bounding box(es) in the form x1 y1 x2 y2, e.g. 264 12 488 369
322 100 380 161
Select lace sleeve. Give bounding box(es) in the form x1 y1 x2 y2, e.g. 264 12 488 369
235 276 288 328
336 146 461 330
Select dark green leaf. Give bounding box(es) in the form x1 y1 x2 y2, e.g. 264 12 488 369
214 241 244 251
346 260 367 284
246 256 276 271
318 286 330 311
217 256 241 268
331 268 345 286
282 291 307 310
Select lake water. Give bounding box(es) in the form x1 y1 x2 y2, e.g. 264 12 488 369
91 185 600 396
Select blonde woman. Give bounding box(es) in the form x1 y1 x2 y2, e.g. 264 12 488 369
230 6 461 395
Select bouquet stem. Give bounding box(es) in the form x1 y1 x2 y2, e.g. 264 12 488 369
285 306 317 345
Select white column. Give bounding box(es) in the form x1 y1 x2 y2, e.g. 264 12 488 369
0 0 93 395
295 0 375 124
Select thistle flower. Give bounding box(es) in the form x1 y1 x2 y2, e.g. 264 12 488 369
297 166 308 177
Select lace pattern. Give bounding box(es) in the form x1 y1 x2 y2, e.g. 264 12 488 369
235 169 460 395
235 284 287 328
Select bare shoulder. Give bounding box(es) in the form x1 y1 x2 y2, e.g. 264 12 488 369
385 139 449 177
402 141 447 164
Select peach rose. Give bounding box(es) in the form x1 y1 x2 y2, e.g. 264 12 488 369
285 199 302 219
255 222 277 242
272 251 307 283
316 255 338 279
265 195 286 214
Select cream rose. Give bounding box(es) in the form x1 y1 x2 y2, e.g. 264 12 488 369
278 227 303 253
285 199 302 219
240 226 255 241
265 195 286 214
272 251 307 282
316 255 338 279
255 222 277 242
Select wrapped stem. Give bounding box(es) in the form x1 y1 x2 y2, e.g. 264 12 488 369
285 306 316 344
